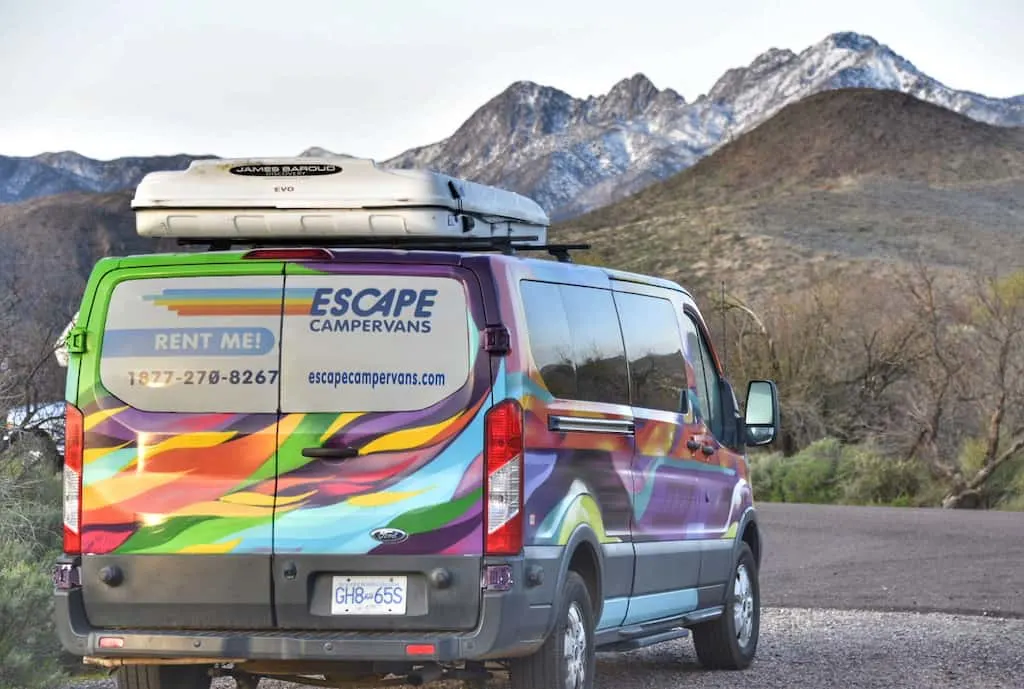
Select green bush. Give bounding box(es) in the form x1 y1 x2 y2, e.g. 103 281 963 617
0 445 66 689
836 447 932 506
750 437 938 507
750 437 845 504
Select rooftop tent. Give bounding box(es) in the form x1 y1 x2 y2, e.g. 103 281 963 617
130 157 551 246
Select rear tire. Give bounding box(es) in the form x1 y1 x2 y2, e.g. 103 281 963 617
692 542 760 670
114 665 213 689
509 571 595 689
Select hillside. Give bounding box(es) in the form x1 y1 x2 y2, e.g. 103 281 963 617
554 88 1024 301
1 89 1021 336
0 191 177 329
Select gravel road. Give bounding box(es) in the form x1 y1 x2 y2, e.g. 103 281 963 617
66 608 1024 689
60 503 1024 689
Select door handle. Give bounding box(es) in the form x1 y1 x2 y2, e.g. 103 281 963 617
688 436 716 456
301 445 359 460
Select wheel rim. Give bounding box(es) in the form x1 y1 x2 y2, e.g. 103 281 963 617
563 601 587 689
732 563 755 648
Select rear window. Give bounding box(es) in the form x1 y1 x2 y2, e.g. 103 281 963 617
99 273 473 414
99 275 285 413
279 274 471 413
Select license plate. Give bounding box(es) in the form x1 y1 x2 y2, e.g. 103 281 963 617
330 575 407 615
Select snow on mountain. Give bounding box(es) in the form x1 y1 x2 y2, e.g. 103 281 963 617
382 31 1024 220
0 151 211 203
708 32 1023 139
2 31 1022 220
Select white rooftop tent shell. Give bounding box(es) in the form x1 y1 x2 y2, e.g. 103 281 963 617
131 157 550 246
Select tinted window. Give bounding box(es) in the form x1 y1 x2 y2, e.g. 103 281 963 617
614 291 689 413
518 281 629 405
559 285 630 406
519 281 577 399
680 313 723 436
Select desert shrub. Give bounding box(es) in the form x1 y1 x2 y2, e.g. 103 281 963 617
749 437 845 504
0 445 66 689
836 445 934 506
750 437 940 507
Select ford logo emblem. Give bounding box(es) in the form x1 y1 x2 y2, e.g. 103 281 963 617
370 528 409 545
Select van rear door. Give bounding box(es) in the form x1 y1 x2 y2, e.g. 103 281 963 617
78 266 285 629
271 259 491 631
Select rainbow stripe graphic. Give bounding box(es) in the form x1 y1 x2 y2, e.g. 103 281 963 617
143 288 319 317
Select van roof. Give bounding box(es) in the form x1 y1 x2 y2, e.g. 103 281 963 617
89 247 692 298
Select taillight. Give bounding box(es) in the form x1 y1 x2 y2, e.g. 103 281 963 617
484 399 524 556
242 248 333 261
63 403 84 555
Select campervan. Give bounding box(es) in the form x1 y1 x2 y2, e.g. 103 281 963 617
53 157 780 689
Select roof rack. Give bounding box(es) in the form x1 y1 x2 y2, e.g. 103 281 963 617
176 235 591 263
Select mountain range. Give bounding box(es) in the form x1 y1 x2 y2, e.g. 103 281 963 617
2 31 1022 221
554 87 1024 301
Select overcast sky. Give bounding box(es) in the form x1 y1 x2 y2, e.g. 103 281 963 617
1 0 1021 161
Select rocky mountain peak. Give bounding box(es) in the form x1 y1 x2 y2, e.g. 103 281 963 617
825 31 881 53
708 47 796 102
590 73 664 122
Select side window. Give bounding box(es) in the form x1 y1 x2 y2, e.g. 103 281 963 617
519 281 577 399
559 285 630 406
680 313 723 438
613 291 690 413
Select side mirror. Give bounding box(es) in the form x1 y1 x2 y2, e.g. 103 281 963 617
743 380 780 446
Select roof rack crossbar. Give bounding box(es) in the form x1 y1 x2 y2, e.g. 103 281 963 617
175 235 590 262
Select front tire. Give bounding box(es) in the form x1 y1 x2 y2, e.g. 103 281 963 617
692 542 760 670
509 571 595 689
114 664 213 689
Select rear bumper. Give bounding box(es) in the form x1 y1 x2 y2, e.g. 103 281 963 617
54 558 555 663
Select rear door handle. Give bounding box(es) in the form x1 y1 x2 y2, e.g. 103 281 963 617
301 446 359 460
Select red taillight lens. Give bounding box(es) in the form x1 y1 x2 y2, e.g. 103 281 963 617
63 403 84 555
242 248 333 261
484 399 524 556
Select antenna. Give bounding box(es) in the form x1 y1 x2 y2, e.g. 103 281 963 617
721 280 728 373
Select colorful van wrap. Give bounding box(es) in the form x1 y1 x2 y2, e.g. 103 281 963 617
489 257 753 549
77 255 750 558
78 259 495 558
61 249 760 648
